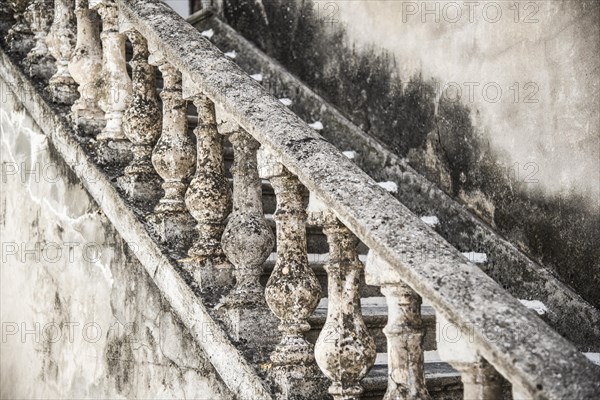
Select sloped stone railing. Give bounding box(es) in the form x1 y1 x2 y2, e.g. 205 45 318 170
3 0 599 399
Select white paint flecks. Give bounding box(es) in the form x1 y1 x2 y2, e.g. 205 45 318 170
377 181 398 194
343 151 357 159
421 216 440 227
201 29 214 39
519 300 548 316
462 252 488 264
308 121 323 130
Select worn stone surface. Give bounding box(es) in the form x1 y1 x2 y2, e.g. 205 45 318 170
220 130 276 347
46 0 79 104
0 49 275 400
69 0 104 131
180 91 233 291
258 151 323 399
313 211 376 400
221 130 273 304
149 62 195 213
366 251 430 400
95 0 131 146
117 29 162 202
6 0 34 55
143 58 195 248
0 80 234 400
23 0 55 80
116 1 600 397
190 13 600 352
435 313 507 400
453 359 506 400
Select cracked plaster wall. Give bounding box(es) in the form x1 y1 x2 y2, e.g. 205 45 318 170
0 78 233 400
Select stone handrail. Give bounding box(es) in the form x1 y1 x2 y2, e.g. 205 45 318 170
5 0 599 399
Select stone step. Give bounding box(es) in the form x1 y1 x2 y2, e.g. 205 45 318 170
363 353 462 400
306 297 437 353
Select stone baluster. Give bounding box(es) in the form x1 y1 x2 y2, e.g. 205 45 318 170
220 130 275 343
180 80 233 291
116 29 162 200
46 0 79 104
150 62 194 213
24 0 55 80
436 312 505 399
68 0 104 131
145 51 196 249
308 193 376 400
258 148 322 398
6 0 35 56
94 0 131 164
365 251 431 400
146 49 196 250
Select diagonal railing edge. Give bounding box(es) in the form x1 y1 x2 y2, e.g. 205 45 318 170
0 46 274 400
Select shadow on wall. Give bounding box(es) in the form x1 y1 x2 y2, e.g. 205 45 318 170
221 0 600 309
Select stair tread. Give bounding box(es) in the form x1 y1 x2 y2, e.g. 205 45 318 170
368 361 457 378
308 298 436 327
363 361 461 394
264 251 368 266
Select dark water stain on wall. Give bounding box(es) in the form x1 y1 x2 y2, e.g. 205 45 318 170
222 0 600 308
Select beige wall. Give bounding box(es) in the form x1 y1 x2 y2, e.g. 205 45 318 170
330 0 599 202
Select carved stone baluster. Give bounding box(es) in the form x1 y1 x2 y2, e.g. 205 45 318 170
151 62 194 213
180 81 233 291
145 55 196 250
454 358 505 399
436 313 505 399
68 0 104 131
366 251 431 400
258 148 323 399
116 30 161 201
220 130 275 343
24 0 55 79
94 0 131 164
46 0 79 104
308 194 376 400
6 0 34 56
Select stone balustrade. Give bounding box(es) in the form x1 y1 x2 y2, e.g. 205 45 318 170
3 1 599 399
69 0 103 130
308 193 376 400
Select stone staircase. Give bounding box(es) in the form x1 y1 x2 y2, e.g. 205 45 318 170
1 1 599 400
186 7 600 353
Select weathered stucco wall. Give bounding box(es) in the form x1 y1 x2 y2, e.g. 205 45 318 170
334 0 599 201
0 78 232 399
